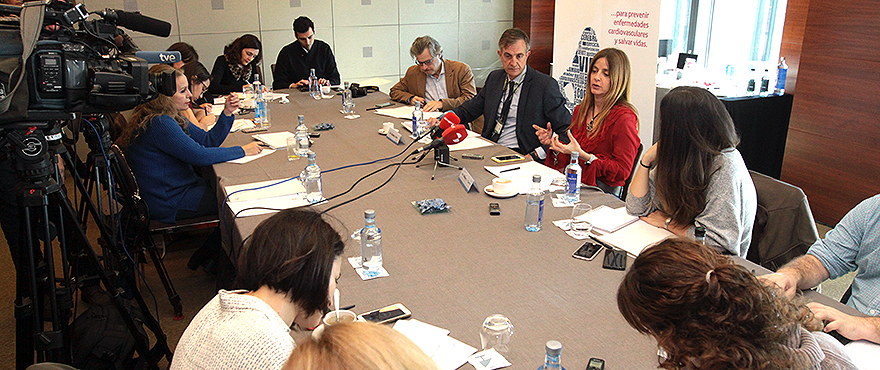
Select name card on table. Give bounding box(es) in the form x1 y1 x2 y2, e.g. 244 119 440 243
459 167 477 192
386 127 403 145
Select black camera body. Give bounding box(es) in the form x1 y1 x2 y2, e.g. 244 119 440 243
27 40 150 113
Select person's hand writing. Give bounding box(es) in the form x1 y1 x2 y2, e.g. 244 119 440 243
533 123 553 145
223 94 240 116
757 272 799 299
410 96 426 106
807 302 878 342
423 101 443 112
242 142 264 156
549 130 582 156
199 103 213 115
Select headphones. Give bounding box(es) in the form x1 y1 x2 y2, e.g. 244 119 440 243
149 69 178 97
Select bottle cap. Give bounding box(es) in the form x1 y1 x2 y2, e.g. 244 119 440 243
532 174 541 183
307 152 316 160
545 340 562 355
364 209 376 218
298 114 305 121
570 151 579 160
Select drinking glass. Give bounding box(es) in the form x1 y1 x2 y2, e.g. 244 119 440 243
343 100 356 116
480 314 513 353
242 84 254 100
570 203 593 238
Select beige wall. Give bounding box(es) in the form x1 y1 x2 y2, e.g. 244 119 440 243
82 0 514 90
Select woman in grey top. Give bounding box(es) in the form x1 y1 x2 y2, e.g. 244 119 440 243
626 86 756 256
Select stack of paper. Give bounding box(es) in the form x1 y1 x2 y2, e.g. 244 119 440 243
484 161 562 193
392 319 477 370
595 220 675 257
230 119 255 132
374 105 444 120
224 178 308 217
252 131 295 149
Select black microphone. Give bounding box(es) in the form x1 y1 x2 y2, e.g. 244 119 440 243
98 9 172 37
412 138 446 155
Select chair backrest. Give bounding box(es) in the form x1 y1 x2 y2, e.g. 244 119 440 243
746 170 820 270
270 63 276 76
110 144 150 226
619 143 643 200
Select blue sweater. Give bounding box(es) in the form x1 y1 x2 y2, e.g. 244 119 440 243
126 113 244 223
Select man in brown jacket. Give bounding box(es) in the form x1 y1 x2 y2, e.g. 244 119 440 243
390 36 477 113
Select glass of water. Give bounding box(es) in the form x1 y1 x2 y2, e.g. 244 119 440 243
480 314 514 353
343 101 356 117
569 203 593 238
242 84 254 100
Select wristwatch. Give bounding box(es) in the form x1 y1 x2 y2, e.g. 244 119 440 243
585 153 595 164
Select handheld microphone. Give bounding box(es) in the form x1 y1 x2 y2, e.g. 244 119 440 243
97 9 173 37
135 51 181 64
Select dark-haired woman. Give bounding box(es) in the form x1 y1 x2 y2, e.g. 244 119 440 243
535 47 639 195
167 42 199 69
209 34 263 96
617 238 858 370
172 209 345 370
626 86 756 256
181 61 215 130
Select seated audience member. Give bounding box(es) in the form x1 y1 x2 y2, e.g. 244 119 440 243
618 238 858 370
172 209 345 370
181 62 215 130
273 16 340 90
535 47 639 194
627 86 756 256
283 321 439 370
449 28 570 155
210 34 263 96
167 42 199 69
118 65 261 271
760 194 880 344
389 35 476 112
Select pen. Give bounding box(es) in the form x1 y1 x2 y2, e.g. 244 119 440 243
500 166 520 173
588 234 615 251
365 106 381 111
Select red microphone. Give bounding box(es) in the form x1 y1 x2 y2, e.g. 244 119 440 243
441 122 467 145
413 113 469 154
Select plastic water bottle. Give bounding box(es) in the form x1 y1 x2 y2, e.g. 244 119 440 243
746 67 757 96
301 152 322 204
360 210 383 277
564 152 581 203
294 115 310 157
308 68 319 100
524 174 545 232
760 68 771 95
695 226 706 245
538 340 566 370
775 57 788 95
253 75 269 128
411 100 423 138
342 81 355 114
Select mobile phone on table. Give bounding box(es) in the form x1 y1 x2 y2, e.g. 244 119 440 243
489 202 500 216
491 154 524 163
241 126 267 133
572 241 603 261
586 358 605 370
358 303 411 324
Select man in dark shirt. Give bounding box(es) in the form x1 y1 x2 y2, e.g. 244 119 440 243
272 16 341 90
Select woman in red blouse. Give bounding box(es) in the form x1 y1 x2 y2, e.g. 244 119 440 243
535 48 640 195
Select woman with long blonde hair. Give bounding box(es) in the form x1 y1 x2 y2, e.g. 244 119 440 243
535 47 640 196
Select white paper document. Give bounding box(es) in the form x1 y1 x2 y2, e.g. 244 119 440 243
595 219 675 257
484 161 562 194
392 319 477 370
588 205 639 234
224 178 305 203
230 119 255 132
226 194 309 217
226 148 274 164
448 133 493 152
374 105 444 120
252 131 295 149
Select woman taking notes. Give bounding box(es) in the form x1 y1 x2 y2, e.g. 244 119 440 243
534 48 639 196
209 34 263 96
626 86 756 256
181 62 215 130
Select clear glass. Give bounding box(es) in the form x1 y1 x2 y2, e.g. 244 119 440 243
360 211 383 277
286 136 300 161
242 84 254 100
524 175 544 232
480 314 513 353
569 203 593 238
564 152 581 204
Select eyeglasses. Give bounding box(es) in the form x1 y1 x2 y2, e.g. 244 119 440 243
415 55 437 67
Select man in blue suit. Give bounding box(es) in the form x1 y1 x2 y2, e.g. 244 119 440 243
451 28 571 156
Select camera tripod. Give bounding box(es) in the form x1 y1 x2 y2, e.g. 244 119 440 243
2 117 171 369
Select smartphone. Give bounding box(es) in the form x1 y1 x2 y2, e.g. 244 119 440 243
586 358 605 370
572 242 603 261
489 202 500 216
358 303 411 324
491 154 524 163
375 102 393 108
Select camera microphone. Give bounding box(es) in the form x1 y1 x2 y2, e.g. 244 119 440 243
97 9 172 37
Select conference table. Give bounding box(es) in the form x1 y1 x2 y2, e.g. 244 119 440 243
213 89 860 369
